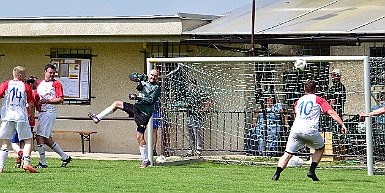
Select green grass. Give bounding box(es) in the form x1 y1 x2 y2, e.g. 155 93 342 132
1 158 385 193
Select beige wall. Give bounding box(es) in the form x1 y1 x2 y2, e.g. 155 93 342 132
0 42 151 154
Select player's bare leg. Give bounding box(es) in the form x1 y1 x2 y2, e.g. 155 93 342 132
11 142 23 168
272 152 293 180
88 101 123 123
22 139 37 173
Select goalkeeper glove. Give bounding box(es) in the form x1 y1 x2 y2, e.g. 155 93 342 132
129 93 142 101
129 74 141 82
136 82 144 91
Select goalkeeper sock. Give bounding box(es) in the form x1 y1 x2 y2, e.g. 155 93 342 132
309 162 318 173
139 145 148 162
97 107 113 120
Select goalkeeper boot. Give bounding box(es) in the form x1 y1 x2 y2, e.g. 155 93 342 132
88 112 100 124
23 165 38 173
307 170 319 181
61 156 72 167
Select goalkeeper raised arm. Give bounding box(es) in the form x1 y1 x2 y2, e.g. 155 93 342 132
88 69 161 168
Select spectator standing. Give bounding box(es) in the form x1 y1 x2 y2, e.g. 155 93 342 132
185 79 210 156
254 96 283 156
327 69 346 118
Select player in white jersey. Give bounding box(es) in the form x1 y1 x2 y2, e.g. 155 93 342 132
35 64 72 168
0 66 37 173
272 79 347 181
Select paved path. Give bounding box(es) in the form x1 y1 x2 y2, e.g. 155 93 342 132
8 151 142 161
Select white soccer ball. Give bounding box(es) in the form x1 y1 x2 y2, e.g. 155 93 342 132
287 155 304 167
294 59 307 71
156 155 166 164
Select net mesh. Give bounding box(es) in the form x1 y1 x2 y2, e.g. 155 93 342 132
153 57 385 167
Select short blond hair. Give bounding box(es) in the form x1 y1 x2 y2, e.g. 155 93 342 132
13 66 26 78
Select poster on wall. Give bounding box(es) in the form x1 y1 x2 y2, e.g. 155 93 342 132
50 58 90 100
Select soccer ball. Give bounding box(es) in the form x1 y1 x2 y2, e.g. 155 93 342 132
156 155 166 164
287 155 304 167
294 59 307 71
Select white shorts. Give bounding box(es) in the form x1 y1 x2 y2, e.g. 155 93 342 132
36 111 56 138
285 131 324 154
0 121 32 140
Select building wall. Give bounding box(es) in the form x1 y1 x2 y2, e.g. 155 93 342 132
0 42 149 154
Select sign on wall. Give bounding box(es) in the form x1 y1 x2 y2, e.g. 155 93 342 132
50 58 90 101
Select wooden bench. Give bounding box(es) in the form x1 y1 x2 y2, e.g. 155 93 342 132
33 131 97 154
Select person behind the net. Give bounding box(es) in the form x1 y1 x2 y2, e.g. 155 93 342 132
0 66 38 173
152 100 169 156
185 79 210 157
272 79 347 181
11 75 39 168
35 64 72 168
88 69 160 168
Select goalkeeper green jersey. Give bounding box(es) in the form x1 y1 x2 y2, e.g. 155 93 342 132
130 72 161 116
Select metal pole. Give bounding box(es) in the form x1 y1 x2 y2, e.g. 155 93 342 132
364 56 374 176
251 0 255 56
146 60 154 165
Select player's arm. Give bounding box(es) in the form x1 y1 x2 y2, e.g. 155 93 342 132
360 107 385 117
318 96 347 134
25 84 35 121
137 86 161 104
326 109 347 134
40 81 64 104
129 73 146 82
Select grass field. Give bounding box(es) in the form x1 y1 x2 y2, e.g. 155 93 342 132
1 157 384 193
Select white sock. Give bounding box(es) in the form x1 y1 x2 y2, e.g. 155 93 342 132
139 145 148 162
0 149 8 169
51 142 69 160
97 107 114 120
23 155 31 166
37 144 47 165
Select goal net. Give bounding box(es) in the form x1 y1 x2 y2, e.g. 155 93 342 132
147 56 382 176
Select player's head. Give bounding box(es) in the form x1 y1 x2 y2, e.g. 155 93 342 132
304 79 316 94
13 66 26 81
26 75 38 89
148 69 159 84
44 64 56 81
331 69 341 83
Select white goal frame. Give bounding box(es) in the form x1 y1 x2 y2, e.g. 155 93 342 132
146 56 373 176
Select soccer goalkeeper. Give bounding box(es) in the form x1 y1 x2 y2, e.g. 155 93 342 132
88 69 160 168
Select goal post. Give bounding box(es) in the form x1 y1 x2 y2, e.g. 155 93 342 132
146 56 375 176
